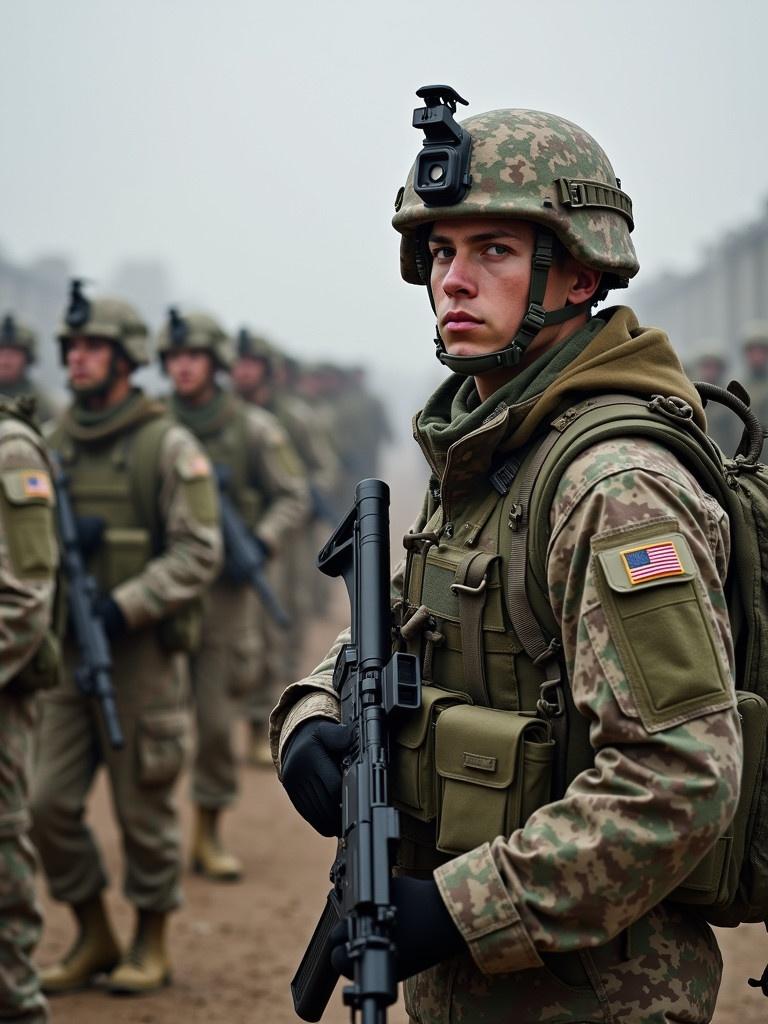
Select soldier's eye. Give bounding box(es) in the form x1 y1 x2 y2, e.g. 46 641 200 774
430 246 454 261
485 243 511 256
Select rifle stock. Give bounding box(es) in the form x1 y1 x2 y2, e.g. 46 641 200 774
291 479 421 1024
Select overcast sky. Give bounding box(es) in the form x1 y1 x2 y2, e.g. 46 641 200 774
1 0 765 375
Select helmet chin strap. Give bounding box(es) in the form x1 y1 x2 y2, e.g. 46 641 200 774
425 228 591 378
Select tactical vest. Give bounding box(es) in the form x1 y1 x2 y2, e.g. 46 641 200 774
180 397 263 530
392 464 592 874
50 414 172 593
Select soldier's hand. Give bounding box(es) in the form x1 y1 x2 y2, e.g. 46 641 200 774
329 876 464 981
280 719 353 836
75 515 105 558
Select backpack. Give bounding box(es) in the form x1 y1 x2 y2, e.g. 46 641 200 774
498 382 768 929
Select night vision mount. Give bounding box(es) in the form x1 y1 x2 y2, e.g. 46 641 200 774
236 327 251 358
1 315 16 344
168 307 188 347
412 85 472 207
65 279 91 330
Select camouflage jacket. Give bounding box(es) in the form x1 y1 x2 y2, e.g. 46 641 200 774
270 307 742 975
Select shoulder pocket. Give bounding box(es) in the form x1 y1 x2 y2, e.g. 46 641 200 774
0 469 57 577
592 526 733 732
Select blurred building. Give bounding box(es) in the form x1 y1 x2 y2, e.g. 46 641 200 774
628 198 768 369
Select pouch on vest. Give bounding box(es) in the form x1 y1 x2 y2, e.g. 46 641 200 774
390 684 470 822
435 704 554 855
94 527 152 591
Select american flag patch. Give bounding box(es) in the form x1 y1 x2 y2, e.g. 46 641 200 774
621 541 684 585
21 471 51 499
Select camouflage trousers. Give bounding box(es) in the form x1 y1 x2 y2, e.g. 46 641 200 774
404 903 722 1023
0 689 47 1023
190 581 260 807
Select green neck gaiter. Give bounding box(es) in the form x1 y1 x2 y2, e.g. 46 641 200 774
171 389 233 439
419 315 606 460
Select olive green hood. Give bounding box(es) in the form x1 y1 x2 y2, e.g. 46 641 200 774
414 306 704 486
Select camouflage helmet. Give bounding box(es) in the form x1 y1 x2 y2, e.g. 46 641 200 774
57 279 149 367
235 328 275 366
392 87 638 375
156 308 234 371
742 321 768 351
0 314 37 363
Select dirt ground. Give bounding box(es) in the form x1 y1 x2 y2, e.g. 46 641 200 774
36 467 768 1023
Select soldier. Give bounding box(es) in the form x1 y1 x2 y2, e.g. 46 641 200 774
272 94 743 1022
689 347 741 456
0 315 58 423
31 282 222 995
157 310 309 874
232 330 339 764
0 397 59 1023
741 322 768 456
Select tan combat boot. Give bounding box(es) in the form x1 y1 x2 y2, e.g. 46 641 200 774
191 806 243 881
39 894 121 993
106 909 171 995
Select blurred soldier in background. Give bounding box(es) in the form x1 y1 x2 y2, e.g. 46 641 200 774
232 330 338 765
742 322 768 457
32 282 221 996
690 347 741 456
0 315 58 424
0 397 60 1024
158 310 309 870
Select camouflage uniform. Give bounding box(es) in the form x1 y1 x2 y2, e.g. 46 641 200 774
0 402 58 1024
31 288 222 993
168 389 310 805
271 100 743 1022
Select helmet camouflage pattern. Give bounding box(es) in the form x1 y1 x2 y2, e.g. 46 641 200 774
393 107 639 289
0 314 37 363
156 309 234 371
57 281 150 367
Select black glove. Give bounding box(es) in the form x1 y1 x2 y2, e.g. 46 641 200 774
75 515 105 558
96 595 127 640
330 876 464 981
280 719 353 836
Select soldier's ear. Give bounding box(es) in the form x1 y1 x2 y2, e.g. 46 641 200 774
568 265 602 306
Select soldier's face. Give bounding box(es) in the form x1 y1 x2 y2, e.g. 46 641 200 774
232 357 267 395
428 218 597 363
65 336 114 391
165 350 214 398
0 347 27 384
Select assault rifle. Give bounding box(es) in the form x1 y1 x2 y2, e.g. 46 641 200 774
291 479 421 1024
52 456 124 750
214 464 291 629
